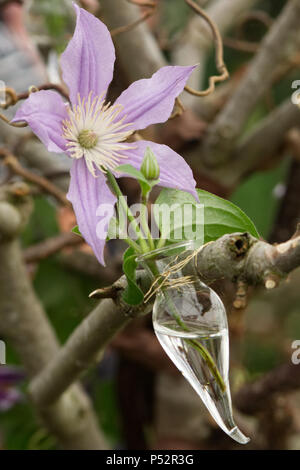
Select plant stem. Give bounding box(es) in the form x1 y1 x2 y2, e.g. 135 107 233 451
141 194 155 250
125 237 141 252
156 237 166 249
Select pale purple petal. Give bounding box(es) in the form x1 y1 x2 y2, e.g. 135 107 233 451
0 367 25 385
115 65 196 131
116 140 198 200
60 4 115 104
67 159 116 265
0 389 23 411
11 90 67 153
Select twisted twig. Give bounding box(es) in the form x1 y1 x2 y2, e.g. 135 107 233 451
183 0 229 97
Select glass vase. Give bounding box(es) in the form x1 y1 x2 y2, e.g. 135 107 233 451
137 240 250 444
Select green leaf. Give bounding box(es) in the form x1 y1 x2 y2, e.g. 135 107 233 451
197 189 259 241
122 247 144 306
71 225 82 237
154 188 259 244
153 189 203 242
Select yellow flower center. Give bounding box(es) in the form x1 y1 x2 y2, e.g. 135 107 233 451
78 129 99 149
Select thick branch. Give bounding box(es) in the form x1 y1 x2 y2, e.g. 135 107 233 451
101 0 166 81
220 99 300 187
230 100 300 182
24 232 83 263
202 0 300 167
187 98 300 189
29 274 153 407
235 362 300 414
0 202 108 449
29 232 300 408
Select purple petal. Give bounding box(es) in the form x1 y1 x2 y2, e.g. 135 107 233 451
67 159 117 265
116 140 198 200
0 389 23 411
11 90 67 153
115 65 196 131
61 4 115 104
0 367 25 385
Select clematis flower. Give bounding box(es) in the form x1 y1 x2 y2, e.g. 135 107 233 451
12 4 198 265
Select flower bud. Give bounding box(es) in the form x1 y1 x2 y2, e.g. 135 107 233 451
140 147 160 180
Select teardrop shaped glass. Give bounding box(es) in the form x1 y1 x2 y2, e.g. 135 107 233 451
138 241 250 445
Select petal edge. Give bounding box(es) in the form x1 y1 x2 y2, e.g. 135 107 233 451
115 65 196 131
11 90 67 153
61 4 115 104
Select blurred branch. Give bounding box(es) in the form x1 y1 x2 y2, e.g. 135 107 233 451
29 231 300 408
23 232 83 263
186 99 300 189
224 9 273 53
0 198 108 449
101 0 166 81
223 36 259 53
59 249 121 282
269 134 300 243
201 0 300 167
0 121 71 192
183 0 229 97
0 149 71 207
172 0 259 108
229 100 300 186
29 273 153 407
110 0 157 37
235 361 300 415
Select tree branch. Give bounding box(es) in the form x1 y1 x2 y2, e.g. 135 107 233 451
172 0 259 108
202 0 300 167
186 98 300 190
0 199 108 449
0 120 71 193
0 149 71 206
29 274 153 408
101 0 166 81
226 99 300 187
23 232 83 263
29 232 300 408
235 361 300 415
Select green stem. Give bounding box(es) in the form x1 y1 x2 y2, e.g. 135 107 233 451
113 218 141 252
124 237 141 252
141 194 155 250
156 237 166 249
106 170 149 253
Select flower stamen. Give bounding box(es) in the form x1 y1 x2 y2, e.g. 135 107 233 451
62 91 135 176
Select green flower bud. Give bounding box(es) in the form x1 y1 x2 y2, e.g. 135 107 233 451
140 147 160 180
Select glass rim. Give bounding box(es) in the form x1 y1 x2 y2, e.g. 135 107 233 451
136 240 196 263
